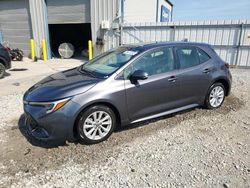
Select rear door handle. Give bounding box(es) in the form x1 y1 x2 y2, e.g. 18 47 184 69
168 76 177 82
203 68 211 74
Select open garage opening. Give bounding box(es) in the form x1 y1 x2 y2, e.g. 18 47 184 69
49 23 92 59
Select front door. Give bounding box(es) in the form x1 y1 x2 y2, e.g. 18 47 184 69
124 47 181 122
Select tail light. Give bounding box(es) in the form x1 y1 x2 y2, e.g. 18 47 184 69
225 62 230 69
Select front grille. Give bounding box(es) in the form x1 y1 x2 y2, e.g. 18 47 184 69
25 113 38 131
24 113 49 139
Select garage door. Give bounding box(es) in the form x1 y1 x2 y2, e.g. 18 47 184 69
0 0 31 56
47 0 91 24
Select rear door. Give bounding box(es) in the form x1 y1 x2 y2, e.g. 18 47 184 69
175 46 215 105
124 47 182 122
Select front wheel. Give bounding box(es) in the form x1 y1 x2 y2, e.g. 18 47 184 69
205 83 226 109
77 105 116 144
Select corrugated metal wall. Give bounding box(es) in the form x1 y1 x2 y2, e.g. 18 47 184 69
29 0 120 58
121 20 250 67
47 0 91 24
0 0 32 56
90 0 120 55
29 0 50 59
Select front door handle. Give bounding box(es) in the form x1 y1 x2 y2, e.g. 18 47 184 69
203 68 211 74
168 76 177 82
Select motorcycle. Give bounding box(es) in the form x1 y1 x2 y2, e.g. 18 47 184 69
2 41 24 61
5 46 24 61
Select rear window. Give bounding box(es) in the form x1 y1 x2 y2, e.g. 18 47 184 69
177 47 211 69
176 47 200 69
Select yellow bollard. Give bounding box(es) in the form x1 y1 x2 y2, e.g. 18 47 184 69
88 40 93 60
42 39 48 61
30 39 35 61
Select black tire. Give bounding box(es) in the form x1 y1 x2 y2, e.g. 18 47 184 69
0 63 6 79
205 82 226 109
77 105 116 144
19 49 24 56
16 54 23 61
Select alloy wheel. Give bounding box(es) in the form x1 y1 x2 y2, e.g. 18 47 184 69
209 86 225 108
83 111 112 140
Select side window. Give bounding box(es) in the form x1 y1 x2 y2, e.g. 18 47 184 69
124 47 175 79
176 47 200 69
197 48 211 63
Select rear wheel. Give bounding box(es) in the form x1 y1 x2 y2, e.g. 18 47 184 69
205 83 225 109
77 105 116 144
0 63 6 79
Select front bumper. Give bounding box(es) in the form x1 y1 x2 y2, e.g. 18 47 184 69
23 100 81 142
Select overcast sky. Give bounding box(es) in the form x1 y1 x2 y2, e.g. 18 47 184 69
170 0 250 21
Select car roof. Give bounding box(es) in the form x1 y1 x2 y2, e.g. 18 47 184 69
122 41 212 51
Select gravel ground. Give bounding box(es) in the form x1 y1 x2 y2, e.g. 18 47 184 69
0 68 250 188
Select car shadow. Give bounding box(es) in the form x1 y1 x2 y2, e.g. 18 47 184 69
18 114 67 148
9 68 28 71
2 72 11 78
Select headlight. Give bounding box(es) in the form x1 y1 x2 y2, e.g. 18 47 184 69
27 98 71 114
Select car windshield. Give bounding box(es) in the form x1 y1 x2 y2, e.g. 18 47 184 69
80 47 139 78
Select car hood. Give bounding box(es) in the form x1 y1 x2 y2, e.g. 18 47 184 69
24 67 101 102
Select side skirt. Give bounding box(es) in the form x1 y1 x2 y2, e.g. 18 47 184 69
131 104 199 124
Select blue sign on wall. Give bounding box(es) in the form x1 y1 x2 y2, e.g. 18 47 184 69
160 5 170 22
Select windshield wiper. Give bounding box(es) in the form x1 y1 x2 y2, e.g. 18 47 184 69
79 68 96 78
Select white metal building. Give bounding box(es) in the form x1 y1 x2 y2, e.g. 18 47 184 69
124 0 173 23
0 0 173 59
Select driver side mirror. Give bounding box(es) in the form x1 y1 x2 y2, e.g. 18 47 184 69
130 70 148 81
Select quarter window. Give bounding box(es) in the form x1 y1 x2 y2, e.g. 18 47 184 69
124 47 175 79
197 48 211 63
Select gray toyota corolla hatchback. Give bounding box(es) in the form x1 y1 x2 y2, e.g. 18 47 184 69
23 42 232 144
